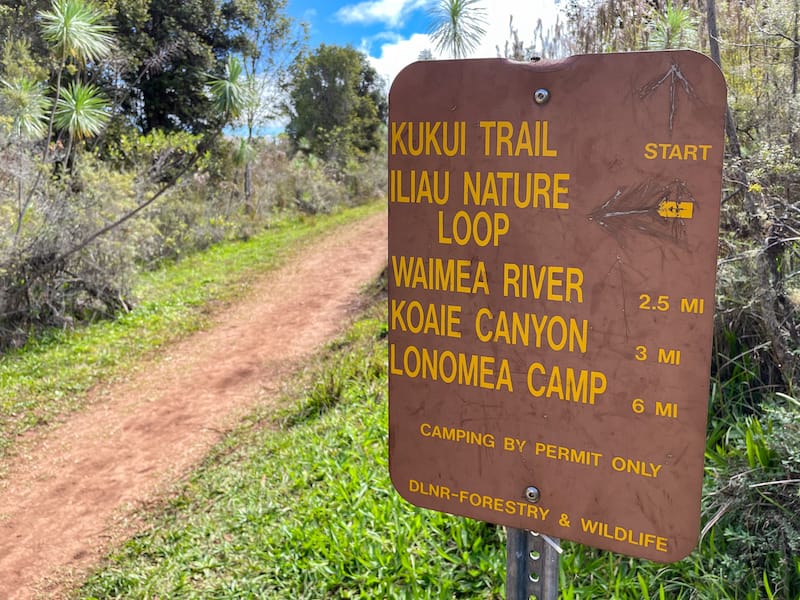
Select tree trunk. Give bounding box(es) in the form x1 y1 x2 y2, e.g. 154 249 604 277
793 0 799 97
244 161 253 214
791 0 799 149
706 0 742 157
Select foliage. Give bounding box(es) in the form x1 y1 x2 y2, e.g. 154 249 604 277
54 81 110 140
0 0 310 347
495 14 572 61
703 394 800 597
38 0 115 65
0 0 121 347
208 55 248 122
427 0 488 59
283 44 388 168
646 1 699 50
0 1 56 63
104 0 256 133
0 47 385 350
231 0 304 138
0 76 49 140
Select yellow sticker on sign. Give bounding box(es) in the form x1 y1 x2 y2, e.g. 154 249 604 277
657 200 694 219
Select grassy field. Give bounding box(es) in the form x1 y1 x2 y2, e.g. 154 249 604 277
0 204 380 461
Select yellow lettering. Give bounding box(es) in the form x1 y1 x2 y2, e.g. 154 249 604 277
642 142 713 161
419 422 496 448
408 479 451 499
541 120 557 157
497 121 514 156
391 343 513 392
526 363 606 404
390 121 466 157
390 170 449 204
425 121 441 155
579 518 669 553
503 263 584 302
475 309 587 353
534 442 602 466
438 210 510 247
611 456 663 478
546 266 564 301
479 120 558 157
391 121 407 155
533 173 551 207
515 121 532 156
390 299 462 338
390 256 489 295
479 121 496 156
553 173 569 209
463 171 570 210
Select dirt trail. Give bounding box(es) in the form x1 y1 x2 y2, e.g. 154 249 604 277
0 210 388 600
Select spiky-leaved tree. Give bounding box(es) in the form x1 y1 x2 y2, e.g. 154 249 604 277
37 0 113 160
428 0 488 59
647 0 698 50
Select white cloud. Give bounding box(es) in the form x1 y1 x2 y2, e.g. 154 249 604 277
367 0 562 86
369 32 434 86
336 0 429 28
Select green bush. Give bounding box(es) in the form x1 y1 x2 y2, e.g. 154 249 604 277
703 394 800 597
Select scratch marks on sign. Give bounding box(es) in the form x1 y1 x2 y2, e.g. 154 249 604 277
602 255 632 339
588 180 694 247
638 62 697 131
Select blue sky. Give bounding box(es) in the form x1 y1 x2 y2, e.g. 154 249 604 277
286 0 561 86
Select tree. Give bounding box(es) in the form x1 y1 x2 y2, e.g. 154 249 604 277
647 1 699 50
428 0 488 59
98 0 295 135
705 0 740 156
38 0 113 161
283 44 387 165
224 1 305 207
109 0 235 133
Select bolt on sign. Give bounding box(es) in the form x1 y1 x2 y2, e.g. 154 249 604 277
387 51 726 563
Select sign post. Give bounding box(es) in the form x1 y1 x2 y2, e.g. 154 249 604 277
387 51 726 576
506 529 559 600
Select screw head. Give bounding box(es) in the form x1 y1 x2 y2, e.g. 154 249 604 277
533 88 550 105
525 486 541 503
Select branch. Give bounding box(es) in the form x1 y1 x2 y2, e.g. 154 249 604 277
55 133 217 265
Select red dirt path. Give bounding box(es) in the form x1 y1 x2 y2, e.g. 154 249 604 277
0 210 388 599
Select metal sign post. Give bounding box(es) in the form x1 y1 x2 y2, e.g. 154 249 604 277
506 529 560 600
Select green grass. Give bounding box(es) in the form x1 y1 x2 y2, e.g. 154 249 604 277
78 298 507 599
77 286 794 599
0 203 381 460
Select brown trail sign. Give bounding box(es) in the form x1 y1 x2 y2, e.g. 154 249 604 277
387 51 726 563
